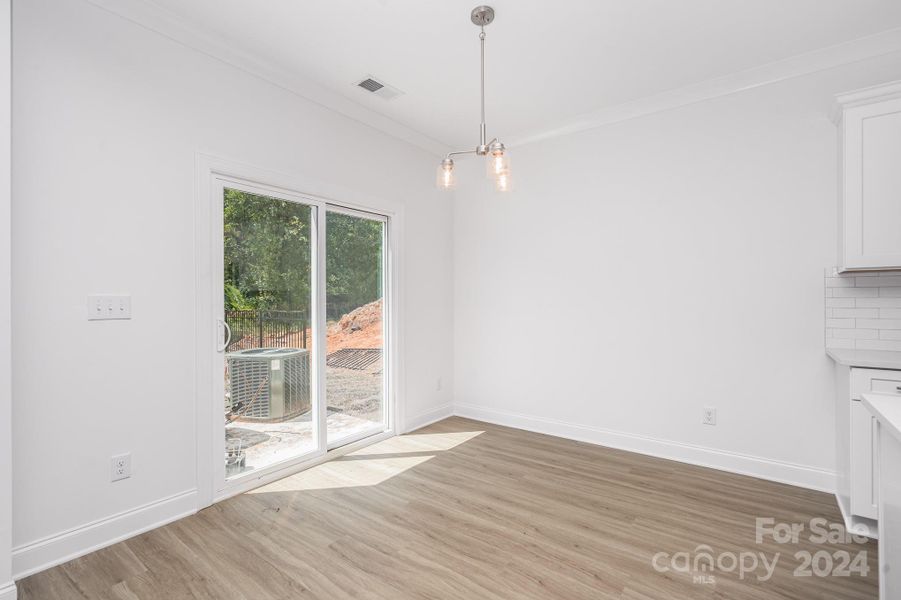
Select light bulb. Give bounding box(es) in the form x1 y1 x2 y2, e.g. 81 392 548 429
486 150 510 179
436 159 456 190
495 170 512 192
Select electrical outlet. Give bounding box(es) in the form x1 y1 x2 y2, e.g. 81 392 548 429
436 377 443 392
111 453 131 482
703 407 717 426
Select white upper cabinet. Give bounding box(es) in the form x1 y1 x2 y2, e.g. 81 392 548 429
836 81 901 272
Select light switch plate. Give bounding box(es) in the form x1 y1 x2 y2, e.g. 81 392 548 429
88 295 132 320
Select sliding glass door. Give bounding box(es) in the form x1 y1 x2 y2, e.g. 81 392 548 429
220 184 321 479
209 175 391 494
325 208 388 448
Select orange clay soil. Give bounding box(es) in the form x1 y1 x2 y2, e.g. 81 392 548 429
276 299 382 354
325 299 383 353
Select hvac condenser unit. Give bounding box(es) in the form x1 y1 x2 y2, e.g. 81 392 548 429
227 348 310 421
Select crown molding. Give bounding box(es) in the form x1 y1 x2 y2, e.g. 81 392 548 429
84 0 452 157
830 79 901 124
507 27 901 148
836 79 901 107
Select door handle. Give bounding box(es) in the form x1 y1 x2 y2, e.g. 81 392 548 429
217 319 232 352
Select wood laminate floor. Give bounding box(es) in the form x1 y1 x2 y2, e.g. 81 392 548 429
18 417 878 599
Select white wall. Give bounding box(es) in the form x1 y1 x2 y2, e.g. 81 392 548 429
0 0 13 596
11 0 453 577
453 52 901 491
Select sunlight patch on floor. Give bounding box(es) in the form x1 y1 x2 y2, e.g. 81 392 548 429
248 454 434 492
348 430 484 456
246 430 482 493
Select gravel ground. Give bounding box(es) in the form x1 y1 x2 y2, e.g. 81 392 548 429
325 359 383 423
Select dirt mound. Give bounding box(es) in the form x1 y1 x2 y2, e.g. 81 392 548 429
327 299 383 353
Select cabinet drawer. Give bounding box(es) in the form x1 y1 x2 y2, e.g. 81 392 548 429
872 379 901 396
851 368 901 400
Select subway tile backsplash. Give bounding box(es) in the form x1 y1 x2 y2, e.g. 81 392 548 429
826 268 901 351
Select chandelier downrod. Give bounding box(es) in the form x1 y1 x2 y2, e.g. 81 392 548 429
480 28 486 149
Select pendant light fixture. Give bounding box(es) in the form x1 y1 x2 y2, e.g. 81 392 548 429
436 6 511 192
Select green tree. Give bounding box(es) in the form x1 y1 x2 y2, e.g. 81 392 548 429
326 211 383 316
224 189 312 310
223 190 383 317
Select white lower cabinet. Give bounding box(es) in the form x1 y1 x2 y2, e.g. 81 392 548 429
850 400 878 519
848 368 901 523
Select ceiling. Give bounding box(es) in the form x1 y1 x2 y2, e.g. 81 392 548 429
140 0 901 151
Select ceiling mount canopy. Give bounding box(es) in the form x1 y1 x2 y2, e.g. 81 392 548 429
436 5 511 192
470 5 495 27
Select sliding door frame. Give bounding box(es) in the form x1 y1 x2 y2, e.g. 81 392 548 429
210 175 327 499
194 155 403 508
324 204 391 451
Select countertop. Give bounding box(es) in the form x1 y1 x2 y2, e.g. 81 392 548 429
827 348 901 371
863 393 901 442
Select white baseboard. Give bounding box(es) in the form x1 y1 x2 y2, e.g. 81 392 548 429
454 403 836 493
12 489 197 580
0 582 16 600
404 403 454 433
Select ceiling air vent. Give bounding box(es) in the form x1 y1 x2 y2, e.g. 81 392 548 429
358 78 384 92
355 75 404 101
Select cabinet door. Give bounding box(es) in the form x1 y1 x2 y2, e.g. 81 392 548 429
851 400 878 519
849 369 901 519
842 97 901 270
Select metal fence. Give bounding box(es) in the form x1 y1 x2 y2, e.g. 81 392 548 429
225 309 308 352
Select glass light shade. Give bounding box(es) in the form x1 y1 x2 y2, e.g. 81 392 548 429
486 151 510 179
436 162 456 190
495 170 512 192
